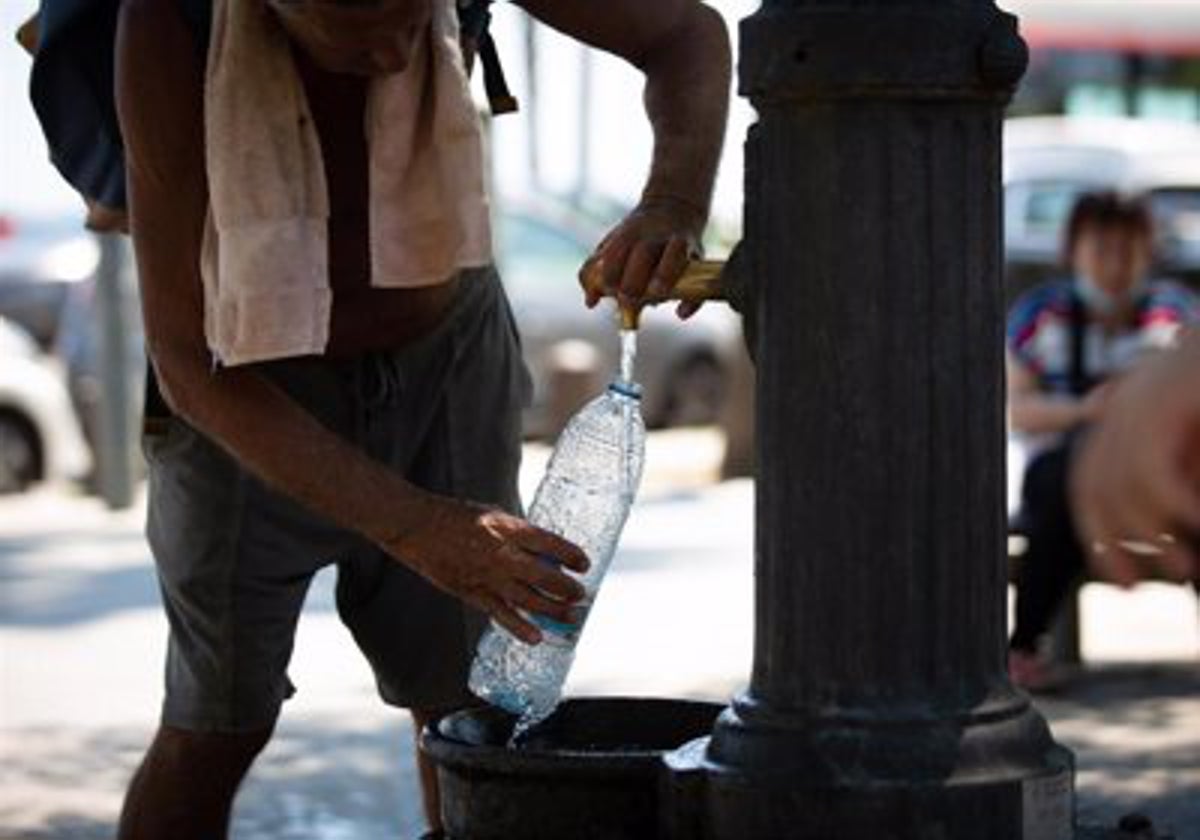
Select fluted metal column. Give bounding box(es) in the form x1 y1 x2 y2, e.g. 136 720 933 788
664 3 1074 837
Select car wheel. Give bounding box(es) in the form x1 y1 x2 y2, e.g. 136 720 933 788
0 411 42 494
662 355 726 428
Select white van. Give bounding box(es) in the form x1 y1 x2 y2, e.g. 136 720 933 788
1003 116 1200 295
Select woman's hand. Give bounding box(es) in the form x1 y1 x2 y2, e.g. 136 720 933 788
1070 341 1200 586
385 495 590 644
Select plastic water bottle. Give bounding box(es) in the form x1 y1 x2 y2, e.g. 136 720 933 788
469 367 646 732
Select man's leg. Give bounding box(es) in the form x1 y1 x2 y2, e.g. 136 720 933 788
134 361 350 840
117 724 273 840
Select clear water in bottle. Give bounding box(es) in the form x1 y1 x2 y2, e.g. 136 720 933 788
469 330 646 740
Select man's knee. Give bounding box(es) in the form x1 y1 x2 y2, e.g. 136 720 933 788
411 701 482 730
148 723 275 777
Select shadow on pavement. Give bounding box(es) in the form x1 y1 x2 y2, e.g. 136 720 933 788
0 552 343 629
4 815 114 840
0 562 161 627
3 715 425 840
1038 662 1200 840
4 665 1195 839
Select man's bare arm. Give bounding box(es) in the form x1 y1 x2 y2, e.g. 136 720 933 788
115 0 585 642
516 0 732 312
518 0 729 221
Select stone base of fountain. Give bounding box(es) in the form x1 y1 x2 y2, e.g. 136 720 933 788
421 697 722 840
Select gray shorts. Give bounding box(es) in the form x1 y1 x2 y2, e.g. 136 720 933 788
143 266 531 732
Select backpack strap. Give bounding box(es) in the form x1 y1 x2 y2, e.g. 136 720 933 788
458 0 518 115
478 35 518 114
1067 285 1157 398
1066 290 1092 397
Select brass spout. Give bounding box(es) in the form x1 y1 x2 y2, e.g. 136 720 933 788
652 259 727 305
585 259 729 330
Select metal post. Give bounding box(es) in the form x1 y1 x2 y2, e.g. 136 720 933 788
574 47 593 206
522 15 541 189
665 2 1075 837
94 232 136 510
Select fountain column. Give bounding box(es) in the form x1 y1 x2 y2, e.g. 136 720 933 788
665 3 1075 837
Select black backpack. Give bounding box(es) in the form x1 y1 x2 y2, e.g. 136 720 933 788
26 0 516 216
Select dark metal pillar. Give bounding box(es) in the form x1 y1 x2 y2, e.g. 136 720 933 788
666 3 1074 837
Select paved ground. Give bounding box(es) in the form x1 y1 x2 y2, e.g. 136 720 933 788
1 429 1197 839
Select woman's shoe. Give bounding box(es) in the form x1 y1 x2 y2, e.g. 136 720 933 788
1007 649 1065 693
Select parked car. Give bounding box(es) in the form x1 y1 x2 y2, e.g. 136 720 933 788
0 219 141 482
0 316 90 492
0 213 99 350
495 200 743 439
52 244 145 469
1003 116 1200 299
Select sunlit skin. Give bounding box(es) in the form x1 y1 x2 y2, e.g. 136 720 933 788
268 0 434 76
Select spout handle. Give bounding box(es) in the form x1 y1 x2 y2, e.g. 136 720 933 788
585 258 730 330
649 260 727 304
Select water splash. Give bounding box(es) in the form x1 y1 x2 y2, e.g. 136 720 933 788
509 709 551 748
615 328 640 495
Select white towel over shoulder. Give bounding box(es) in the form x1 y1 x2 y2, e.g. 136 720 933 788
203 0 491 366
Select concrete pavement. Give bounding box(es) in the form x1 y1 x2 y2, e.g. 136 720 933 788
1 429 1197 839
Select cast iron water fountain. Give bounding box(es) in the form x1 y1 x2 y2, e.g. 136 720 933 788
423 2 1081 835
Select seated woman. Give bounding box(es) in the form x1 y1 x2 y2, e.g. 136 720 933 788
1006 190 1198 691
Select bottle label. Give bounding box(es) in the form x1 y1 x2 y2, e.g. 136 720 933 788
530 612 582 644
528 553 588 643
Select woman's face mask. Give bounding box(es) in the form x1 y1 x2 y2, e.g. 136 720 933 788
1075 272 1137 317
1071 225 1152 316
